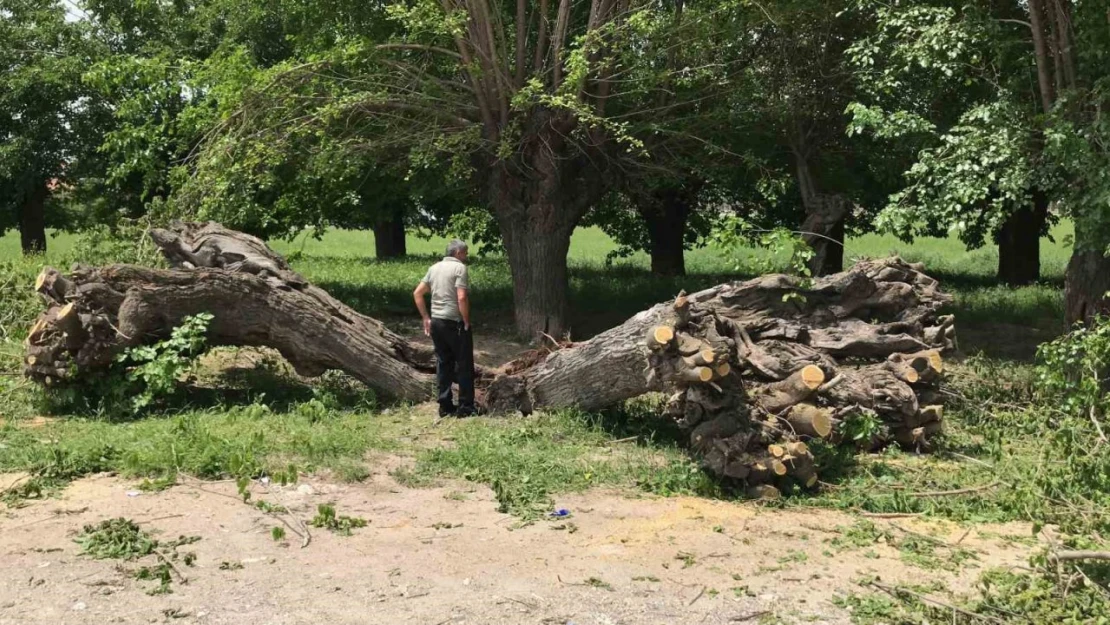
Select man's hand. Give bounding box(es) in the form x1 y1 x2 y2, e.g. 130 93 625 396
423 317 431 337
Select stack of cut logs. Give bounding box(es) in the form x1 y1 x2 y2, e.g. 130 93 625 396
636 262 954 499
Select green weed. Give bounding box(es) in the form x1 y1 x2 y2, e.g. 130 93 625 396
76 518 156 560
309 503 367 536
584 576 614 591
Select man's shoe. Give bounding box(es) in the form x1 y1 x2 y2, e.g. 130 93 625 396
455 405 486 417
438 405 457 418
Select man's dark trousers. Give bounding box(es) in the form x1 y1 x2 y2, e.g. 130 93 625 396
430 318 475 415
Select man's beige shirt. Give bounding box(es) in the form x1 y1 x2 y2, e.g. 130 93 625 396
421 256 469 321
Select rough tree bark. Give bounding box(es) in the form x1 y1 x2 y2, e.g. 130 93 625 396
25 223 955 493
996 199 1048 286
373 209 407 259
1025 0 1107 323
1065 250 1110 326
19 183 48 255
490 118 606 339
24 222 436 401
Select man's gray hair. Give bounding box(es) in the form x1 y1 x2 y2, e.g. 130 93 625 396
446 239 468 258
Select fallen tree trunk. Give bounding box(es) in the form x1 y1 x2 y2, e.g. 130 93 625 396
24 221 956 490
24 223 437 401
488 257 955 482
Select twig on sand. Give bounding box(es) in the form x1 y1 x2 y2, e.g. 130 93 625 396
153 548 188 584
687 585 706 606
730 611 771 622
858 511 922 519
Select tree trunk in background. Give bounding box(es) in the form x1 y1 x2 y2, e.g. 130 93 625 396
373 209 407 259
819 219 845 276
635 186 696 277
996 198 1048 286
791 133 847 277
489 114 605 340
19 183 48 255
500 212 575 339
799 195 848 277
1065 250 1110 326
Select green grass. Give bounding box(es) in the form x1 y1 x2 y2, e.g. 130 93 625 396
0 223 1071 342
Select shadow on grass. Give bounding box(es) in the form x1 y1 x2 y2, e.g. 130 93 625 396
32 363 385 423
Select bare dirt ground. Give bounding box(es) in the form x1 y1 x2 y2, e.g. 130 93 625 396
0 465 1037 625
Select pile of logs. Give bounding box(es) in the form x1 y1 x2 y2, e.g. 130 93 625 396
22 222 956 498
487 258 955 498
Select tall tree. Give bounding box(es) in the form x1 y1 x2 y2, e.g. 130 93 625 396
183 0 752 337
846 0 1067 286
0 0 107 253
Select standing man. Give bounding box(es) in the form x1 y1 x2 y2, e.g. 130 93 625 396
414 239 476 417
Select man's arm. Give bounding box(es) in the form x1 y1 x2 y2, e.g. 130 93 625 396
413 281 431 336
457 287 470 330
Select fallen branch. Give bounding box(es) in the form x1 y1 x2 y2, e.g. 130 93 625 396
687 585 707 606
857 511 922 519
868 581 1004 624
1052 550 1110 562
905 482 1000 498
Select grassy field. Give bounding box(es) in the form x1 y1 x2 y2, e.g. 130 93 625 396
0 222 1104 622
3 223 1068 349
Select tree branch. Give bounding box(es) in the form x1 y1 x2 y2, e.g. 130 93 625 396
376 44 463 59
551 0 571 89
514 0 527 88
532 0 550 78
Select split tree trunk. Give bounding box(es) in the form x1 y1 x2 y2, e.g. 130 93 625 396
19 183 48 255
996 199 1047 286
800 198 847 277
792 137 847 277
373 210 407 259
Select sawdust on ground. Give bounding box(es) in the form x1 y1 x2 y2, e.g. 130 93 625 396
0 466 1037 625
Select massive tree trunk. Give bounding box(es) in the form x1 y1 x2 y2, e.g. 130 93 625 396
19 183 48 255
24 222 437 401
633 184 698 277
996 198 1048 286
499 209 576 340
25 222 955 493
373 209 407 259
489 117 606 339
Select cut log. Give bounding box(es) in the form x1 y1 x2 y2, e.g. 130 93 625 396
24 223 438 401
781 404 834 439
747 485 782 500
752 365 825 413
647 325 675 350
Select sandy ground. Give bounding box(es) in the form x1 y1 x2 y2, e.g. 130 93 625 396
0 464 1037 625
